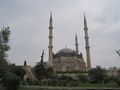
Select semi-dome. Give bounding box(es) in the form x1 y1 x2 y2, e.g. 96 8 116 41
56 48 76 55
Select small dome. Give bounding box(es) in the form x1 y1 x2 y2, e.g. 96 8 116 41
56 48 76 55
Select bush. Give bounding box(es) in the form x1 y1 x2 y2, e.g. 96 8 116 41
56 80 68 87
116 77 120 86
66 81 79 87
78 74 88 82
104 77 110 84
103 76 117 84
58 74 73 81
88 66 106 83
3 72 20 90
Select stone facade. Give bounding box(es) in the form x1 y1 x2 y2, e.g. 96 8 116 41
106 67 120 77
52 48 86 71
48 14 90 72
23 66 37 81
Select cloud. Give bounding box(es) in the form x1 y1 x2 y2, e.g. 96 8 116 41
0 0 119 67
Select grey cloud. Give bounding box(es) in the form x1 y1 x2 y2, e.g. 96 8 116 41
0 0 119 67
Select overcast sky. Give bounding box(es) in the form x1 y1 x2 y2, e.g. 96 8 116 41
0 0 120 68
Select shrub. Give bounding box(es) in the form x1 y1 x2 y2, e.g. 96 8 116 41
67 81 79 87
3 72 20 90
88 66 106 83
58 74 73 81
116 77 120 86
78 74 88 82
104 76 117 84
104 77 110 84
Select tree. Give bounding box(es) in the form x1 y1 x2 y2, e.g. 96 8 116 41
115 70 120 86
9 64 26 79
33 62 46 80
46 67 54 79
33 50 46 80
88 66 106 83
3 72 20 90
78 74 87 82
0 27 10 77
33 50 54 80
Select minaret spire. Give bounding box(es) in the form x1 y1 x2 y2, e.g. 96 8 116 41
75 34 79 54
48 12 53 66
50 12 53 27
84 14 91 70
84 13 87 29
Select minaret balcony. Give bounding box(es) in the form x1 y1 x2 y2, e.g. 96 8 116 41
85 46 90 48
49 36 53 38
48 46 53 48
49 27 53 29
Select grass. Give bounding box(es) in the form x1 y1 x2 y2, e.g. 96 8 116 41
18 82 120 90
1 82 120 90
78 82 119 87
18 86 120 90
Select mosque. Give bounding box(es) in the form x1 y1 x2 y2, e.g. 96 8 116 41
48 13 91 72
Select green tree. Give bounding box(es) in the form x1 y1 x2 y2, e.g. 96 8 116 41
33 62 46 80
88 66 106 83
0 27 10 77
33 51 54 81
46 67 54 79
115 70 120 86
9 64 26 79
3 72 20 90
78 74 87 82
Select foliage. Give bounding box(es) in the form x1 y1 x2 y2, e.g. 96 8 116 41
78 74 88 82
56 70 87 74
104 77 111 84
46 67 54 79
33 50 54 80
55 74 74 87
33 61 54 80
33 62 46 80
116 77 120 86
58 74 73 81
0 27 10 77
103 76 117 84
9 64 26 79
66 81 79 87
88 66 107 83
3 72 20 90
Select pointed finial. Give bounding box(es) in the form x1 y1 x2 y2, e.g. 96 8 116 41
75 33 78 42
84 13 87 28
49 11 53 27
75 33 79 54
75 33 78 43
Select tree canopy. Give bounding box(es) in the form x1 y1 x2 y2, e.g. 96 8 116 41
0 27 10 77
88 66 107 83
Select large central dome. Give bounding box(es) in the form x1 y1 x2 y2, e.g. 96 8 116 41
54 48 78 59
56 48 76 54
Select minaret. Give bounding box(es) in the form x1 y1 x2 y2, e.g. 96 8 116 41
84 14 91 70
75 34 79 54
48 12 53 66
